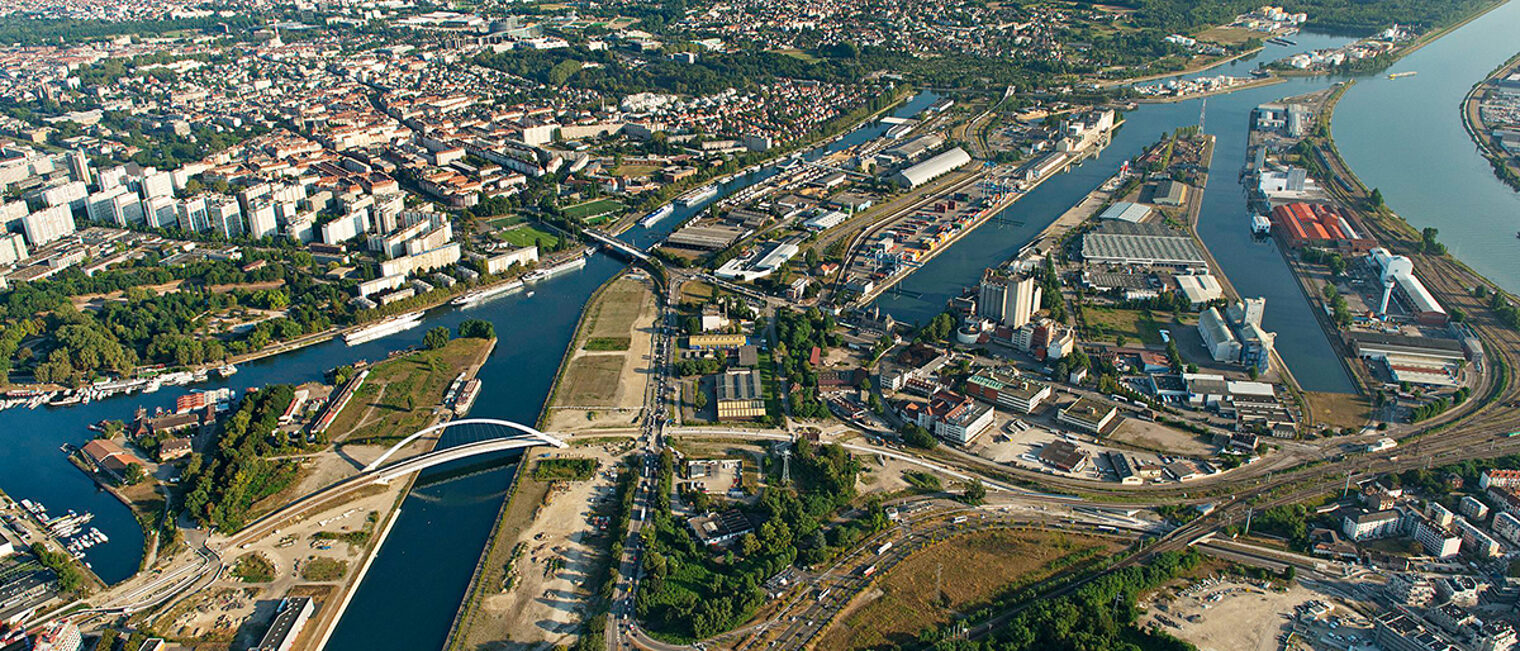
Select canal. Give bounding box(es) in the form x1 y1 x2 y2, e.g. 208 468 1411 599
872 31 1363 393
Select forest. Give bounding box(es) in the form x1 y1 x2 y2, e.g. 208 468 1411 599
180 384 302 533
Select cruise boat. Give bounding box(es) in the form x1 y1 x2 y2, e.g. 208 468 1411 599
452 279 526 308
523 256 588 283
344 312 425 346
639 204 675 228
676 184 719 207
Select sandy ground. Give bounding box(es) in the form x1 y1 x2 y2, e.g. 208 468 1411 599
156 486 400 647
544 274 657 433
464 444 626 649
1143 579 1337 651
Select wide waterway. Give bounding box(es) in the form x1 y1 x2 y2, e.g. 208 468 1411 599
1333 0 1520 293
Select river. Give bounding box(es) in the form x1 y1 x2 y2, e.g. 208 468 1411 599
1333 0 1520 293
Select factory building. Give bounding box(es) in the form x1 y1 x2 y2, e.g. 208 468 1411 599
1270 202 1376 253
1080 222 1207 268
1369 248 1448 326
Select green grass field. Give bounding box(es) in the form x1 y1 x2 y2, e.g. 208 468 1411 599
498 224 564 250
564 198 625 220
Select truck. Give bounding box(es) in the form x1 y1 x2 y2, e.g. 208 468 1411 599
876 541 893 555
861 564 878 577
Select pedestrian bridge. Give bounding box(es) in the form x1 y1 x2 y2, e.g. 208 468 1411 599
226 419 565 547
364 418 565 472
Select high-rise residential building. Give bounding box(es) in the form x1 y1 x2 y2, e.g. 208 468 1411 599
176 196 209 233
22 204 76 246
143 195 178 229
246 200 279 240
977 268 1042 329
0 201 27 233
0 232 28 266
65 149 92 185
41 181 88 211
206 195 244 239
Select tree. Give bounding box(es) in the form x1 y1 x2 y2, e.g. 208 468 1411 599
123 463 147 485
959 478 987 505
423 326 451 350
901 422 937 449
1420 227 1445 255
459 319 495 339
1369 187 1384 208
693 387 709 410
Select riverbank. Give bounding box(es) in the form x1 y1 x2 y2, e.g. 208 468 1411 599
445 440 632 649
536 271 658 433
1136 76 1287 104
1097 46 1267 89
1461 50 1520 191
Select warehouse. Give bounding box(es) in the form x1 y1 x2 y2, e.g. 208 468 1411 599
893 147 972 188
1096 201 1153 223
1080 222 1207 268
1349 332 1466 386
665 224 747 251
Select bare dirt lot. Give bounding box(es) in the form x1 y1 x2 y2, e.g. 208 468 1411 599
1143 579 1351 651
544 274 657 432
456 444 625 649
1108 418 1215 456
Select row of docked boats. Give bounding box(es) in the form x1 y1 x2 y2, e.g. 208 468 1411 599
1 363 238 412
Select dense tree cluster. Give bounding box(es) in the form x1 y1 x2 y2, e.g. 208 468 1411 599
926 550 1202 651
637 441 879 640
182 385 301 533
1080 0 1491 35
0 252 350 384
773 308 840 420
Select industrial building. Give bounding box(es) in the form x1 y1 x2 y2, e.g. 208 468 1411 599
1196 298 1275 371
1368 248 1448 326
1152 180 1188 207
892 147 972 188
1348 331 1467 387
1080 222 1207 268
1095 201 1152 223
665 223 747 251
977 267 1042 329
715 240 799 281
964 369 1051 414
1056 397 1118 434
1270 202 1376 253
252 596 315 651
715 369 766 421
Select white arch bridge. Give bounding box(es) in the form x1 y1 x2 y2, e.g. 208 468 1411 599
226 419 565 547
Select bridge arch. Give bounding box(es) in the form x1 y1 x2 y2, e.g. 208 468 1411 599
364 418 566 472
